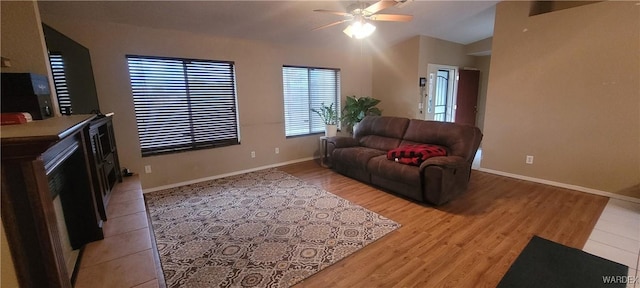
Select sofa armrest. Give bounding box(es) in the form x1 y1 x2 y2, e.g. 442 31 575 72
419 155 472 205
327 136 359 148
419 156 467 170
326 137 359 168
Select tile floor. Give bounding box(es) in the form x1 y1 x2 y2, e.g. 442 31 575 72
73 174 640 287
73 175 159 288
583 198 640 288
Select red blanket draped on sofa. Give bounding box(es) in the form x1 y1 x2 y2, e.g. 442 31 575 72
387 144 448 166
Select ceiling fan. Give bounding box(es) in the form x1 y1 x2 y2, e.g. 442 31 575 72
312 0 413 39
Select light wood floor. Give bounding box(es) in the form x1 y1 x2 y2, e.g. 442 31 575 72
280 160 609 287
75 160 609 287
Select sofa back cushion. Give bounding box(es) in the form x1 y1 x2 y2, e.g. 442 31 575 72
401 119 482 162
355 116 409 151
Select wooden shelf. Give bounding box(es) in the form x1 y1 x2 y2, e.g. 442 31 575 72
88 115 122 221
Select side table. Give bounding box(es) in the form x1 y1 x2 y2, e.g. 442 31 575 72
320 136 330 168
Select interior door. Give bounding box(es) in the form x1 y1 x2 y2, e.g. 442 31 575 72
455 69 480 126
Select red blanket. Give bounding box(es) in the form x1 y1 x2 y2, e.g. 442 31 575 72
387 144 448 166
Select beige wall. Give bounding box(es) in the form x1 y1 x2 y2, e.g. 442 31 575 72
475 55 491 132
1 0 60 116
39 15 373 189
371 36 421 118
1 1 48 75
0 1 50 286
483 1 640 193
1 222 19 288
417 35 477 80
372 35 482 122
418 36 478 122
466 37 493 56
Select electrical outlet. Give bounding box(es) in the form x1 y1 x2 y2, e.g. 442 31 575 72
275 147 280 154
144 165 152 173
526 155 534 164
251 151 256 158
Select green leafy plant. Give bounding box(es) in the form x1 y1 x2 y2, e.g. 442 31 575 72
311 102 339 125
341 96 382 129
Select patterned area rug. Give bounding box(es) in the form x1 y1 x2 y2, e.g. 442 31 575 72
144 169 400 287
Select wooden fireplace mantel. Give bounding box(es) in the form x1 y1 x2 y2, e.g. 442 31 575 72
1 114 102 287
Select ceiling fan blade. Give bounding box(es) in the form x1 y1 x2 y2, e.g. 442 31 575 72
364 0 396 15
313 9 351 17
311 19 350 31
369 14 413 22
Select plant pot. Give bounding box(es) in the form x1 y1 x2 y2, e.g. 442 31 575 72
325 124 337 137
352 122 360 135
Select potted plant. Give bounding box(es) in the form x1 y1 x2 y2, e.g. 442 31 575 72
311 102 339 137
342 96 382 133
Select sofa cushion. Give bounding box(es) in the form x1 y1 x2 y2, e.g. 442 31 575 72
367 155 421 185
332 147 386 171
358 135 402 153
355 116 409 151
387 144 448 166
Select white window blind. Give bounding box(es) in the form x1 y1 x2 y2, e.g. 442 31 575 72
282 66 340 137
49 53 72 115
127 55 240 156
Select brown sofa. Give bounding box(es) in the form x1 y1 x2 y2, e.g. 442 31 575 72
327 116 483 205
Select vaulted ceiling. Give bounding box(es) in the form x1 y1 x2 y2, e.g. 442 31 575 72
38 1 498 48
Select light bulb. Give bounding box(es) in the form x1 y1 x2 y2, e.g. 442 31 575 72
343 21 376 39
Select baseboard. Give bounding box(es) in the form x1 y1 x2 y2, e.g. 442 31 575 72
142 157 316 193
477 168 640 204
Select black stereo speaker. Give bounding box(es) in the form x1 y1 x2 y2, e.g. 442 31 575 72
1 73 53 119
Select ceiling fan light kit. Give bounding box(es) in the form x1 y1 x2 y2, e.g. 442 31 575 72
313 0 412 39
343 21 376 39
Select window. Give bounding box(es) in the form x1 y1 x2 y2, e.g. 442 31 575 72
282 66 340 137
126 55 240 156
49 53 72 115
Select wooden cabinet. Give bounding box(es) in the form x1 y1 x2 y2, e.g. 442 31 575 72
88 115 122 221
1 115 104 287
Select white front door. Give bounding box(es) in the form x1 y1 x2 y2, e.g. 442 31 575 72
425 64 458 122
